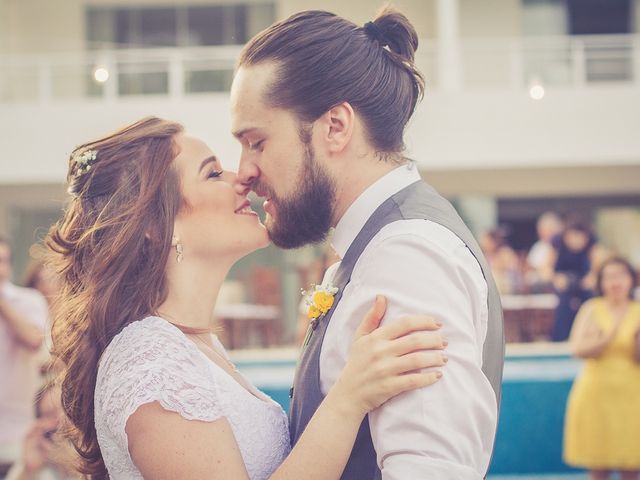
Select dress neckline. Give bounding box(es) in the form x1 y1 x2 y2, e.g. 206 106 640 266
597 298 636 326
156 316 277 407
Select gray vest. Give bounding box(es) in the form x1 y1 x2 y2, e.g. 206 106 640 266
289 179 504 479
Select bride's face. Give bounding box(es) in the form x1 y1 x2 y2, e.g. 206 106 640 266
171 133 269 262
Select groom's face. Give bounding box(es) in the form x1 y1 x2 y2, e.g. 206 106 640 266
230 63 336 249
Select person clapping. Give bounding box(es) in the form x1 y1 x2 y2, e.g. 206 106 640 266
6 383 78 480
564 256 640 480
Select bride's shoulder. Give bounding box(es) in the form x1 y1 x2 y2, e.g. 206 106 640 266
95 316 223 439
98 316 197 377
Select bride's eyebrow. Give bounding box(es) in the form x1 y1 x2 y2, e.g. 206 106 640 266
198 156 219 173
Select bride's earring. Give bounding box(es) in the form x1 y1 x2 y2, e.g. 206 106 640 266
172 236 184 263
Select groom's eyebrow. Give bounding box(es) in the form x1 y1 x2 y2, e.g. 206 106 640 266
198 156 218 173
232 127 258 139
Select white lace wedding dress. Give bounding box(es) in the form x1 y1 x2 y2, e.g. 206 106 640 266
94 316 291 479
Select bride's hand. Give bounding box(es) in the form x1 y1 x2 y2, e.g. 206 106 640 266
330 295 447 417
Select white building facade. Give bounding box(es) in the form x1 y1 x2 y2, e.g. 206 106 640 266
1 0 639 330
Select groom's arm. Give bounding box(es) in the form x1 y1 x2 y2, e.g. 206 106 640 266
344 222 498 479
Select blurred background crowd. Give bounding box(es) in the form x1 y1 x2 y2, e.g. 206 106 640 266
1 0 639 478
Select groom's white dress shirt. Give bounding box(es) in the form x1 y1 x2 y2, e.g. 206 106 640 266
319 163 498 479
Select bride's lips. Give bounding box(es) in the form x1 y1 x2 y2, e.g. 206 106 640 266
234 199 258 217
253 188 275 217
263 198 275 216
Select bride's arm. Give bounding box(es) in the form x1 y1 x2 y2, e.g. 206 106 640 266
127 402 250 479
126 297 446 480
270 298 445 480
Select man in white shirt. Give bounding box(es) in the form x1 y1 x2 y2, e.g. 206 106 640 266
526 212 563 290
0 237 48 474
231 8 504 479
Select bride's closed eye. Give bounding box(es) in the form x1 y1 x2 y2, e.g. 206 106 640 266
208 170 223 179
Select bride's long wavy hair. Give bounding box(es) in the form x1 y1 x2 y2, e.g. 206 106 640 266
45 117 184 478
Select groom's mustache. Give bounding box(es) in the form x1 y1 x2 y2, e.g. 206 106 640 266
252 180 277 203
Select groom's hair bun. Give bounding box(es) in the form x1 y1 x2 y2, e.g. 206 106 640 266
238 6 425 156
367 6 420 64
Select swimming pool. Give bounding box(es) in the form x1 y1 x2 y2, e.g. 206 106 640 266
231 343 586 476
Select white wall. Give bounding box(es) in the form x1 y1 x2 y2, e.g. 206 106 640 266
409 86 640 170
1 0 85 54
2 84 639 186
460 0 520 37
0 95 240 183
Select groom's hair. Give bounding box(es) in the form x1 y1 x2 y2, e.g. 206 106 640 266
238 6 425 155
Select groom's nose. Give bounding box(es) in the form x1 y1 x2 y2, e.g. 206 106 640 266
235 154 259 194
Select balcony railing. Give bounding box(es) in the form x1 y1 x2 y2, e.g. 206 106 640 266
1 34 638 103
454 34 640 91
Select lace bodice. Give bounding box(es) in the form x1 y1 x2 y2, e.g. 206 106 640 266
94 316 290 479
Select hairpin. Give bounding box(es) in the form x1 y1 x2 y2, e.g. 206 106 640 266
72 149 98 178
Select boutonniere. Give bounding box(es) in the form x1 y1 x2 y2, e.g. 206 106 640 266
301 283 339 347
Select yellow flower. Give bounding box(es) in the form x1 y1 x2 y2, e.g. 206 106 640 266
313 291 335 314
308 305 321 319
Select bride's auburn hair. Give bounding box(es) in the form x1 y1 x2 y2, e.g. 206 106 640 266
45 117 184 478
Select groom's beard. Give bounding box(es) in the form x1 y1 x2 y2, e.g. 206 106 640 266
257 143 336 250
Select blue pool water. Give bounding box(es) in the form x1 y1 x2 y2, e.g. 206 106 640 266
232 347 587 477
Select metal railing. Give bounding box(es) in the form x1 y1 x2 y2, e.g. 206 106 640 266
453 34 640 90
1 34 638 103
0 45 242 103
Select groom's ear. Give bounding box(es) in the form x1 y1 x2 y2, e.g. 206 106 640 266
321 102 354 154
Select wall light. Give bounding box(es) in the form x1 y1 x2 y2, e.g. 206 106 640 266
93 66 110 83
529 83 545 100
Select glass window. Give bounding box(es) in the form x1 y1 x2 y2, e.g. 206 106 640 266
186 5 246 46
113 8 178 47
522 0 568 36
86 3 275 49
85 3 275 95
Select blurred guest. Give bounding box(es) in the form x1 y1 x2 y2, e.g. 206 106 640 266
564 256 640 480
480 228 522 294
6 382 78 480
23 260 60 307
549 219 597 341
526 212 563 291
23 258 61 372
0 237 48 474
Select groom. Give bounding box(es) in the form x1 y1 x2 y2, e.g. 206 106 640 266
231 8 504 480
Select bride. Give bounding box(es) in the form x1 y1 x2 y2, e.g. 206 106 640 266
46 117 448 479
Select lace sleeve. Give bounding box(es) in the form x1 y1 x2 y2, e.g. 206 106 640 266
95 318 224 449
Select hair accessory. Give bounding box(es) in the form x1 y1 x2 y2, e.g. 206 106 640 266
72 150 98 178
364 21 388 46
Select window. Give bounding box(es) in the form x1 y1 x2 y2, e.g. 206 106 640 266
567 0 633 82
522 0 634 84
85 4 275 95
86 4 276 49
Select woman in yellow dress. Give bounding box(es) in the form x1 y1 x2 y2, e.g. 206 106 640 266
564 256 640 480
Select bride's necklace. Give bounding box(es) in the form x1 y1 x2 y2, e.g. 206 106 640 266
189 331 240 374
157 311 239 373
191 331 270 404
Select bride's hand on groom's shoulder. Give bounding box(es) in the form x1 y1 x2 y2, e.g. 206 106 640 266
332 295 448 417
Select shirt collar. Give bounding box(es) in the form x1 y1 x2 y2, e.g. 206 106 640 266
331 162 421 259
